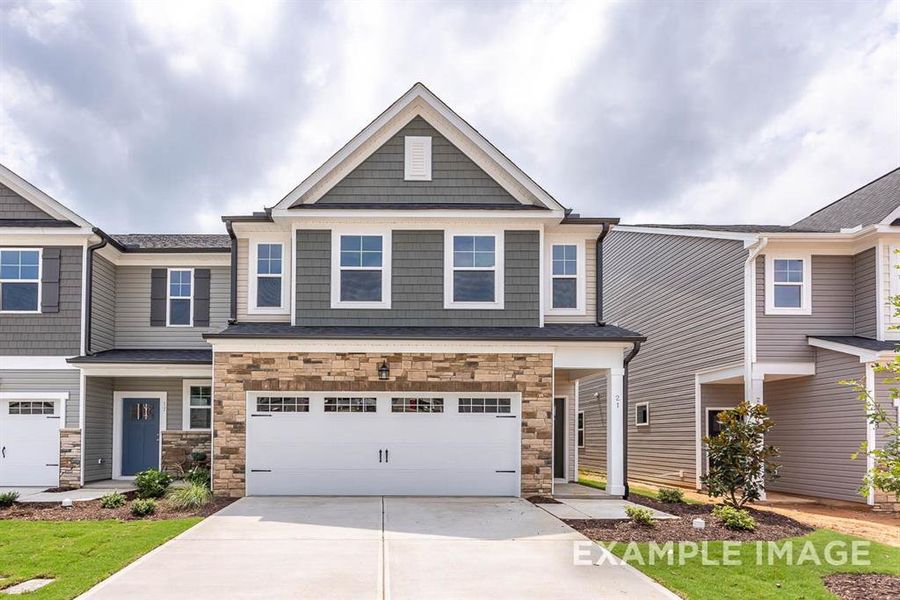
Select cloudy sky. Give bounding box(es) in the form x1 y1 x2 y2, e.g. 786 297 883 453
1 0 898 233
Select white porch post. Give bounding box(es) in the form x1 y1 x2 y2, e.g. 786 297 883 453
606 367 626 496
748 375 766 500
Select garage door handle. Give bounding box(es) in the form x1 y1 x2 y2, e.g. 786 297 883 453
379 449 382 463
1 446 4 458
385 449 389 463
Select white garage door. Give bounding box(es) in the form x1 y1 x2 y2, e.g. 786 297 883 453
246 392 520 496
0 398 61 487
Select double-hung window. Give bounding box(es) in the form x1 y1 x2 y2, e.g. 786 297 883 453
765 254 811 315
256 243 283 308
445 232 503 309
331 231 391 309
183 381 212 430
551 244 578 309
167 268 193 326
0 249 40 312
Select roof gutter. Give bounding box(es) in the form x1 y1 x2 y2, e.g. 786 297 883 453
226 219 238 323
83 228 108 355
622 340 642 500
596 222 612 326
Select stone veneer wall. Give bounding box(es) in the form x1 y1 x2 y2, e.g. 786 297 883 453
213 352 553 498
161 431 212 475
59 428 81 488
873 491 900 514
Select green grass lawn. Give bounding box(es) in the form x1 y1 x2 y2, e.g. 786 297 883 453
0 519 200 600
606 529 900 600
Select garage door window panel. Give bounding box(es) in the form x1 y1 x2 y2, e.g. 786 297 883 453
324 397 377 413
9 401 55 415
458 398 511 414
391 397 444 413
256 396 309 413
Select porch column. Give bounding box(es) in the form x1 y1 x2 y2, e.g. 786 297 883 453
606 367 626 496
748 375 766 500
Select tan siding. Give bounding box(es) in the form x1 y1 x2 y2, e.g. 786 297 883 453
546 238 597 324
578 374 607 474
764 349 867 503
236 237 290 322
881 244 900 339
874 369 898 452
112 377 187 431
853 248 877 338
756 255 855 362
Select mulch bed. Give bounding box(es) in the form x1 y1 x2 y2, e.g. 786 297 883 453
0 495 235 522
566 497 813 542
823 573 900 600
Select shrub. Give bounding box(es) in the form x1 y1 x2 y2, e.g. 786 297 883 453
701 401 780 508
134 469 172 499
0 491 19 508
624 505 655 526
712 504 757 531
131 498 157 517
99 491 126 509
656 488 685 504
190 451 208 464
166 483 212 510
184 466 211 488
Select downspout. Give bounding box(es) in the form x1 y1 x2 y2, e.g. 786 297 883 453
226 219 238 324
743 236 768 401
596 222 611 326
622 340 642 499
83 228 108 355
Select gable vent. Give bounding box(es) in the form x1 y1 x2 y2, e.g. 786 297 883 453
404 136 432 181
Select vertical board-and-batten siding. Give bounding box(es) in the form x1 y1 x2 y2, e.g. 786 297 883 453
315 116 519 206
0 245 82 355
295 230 539 326
853 248 877 339
113 266 230 348
90 255 116 352
755 255 854 362
545 238 597 324
0 369 80 428
0 182 54 219
579 231 746 487
764 348 867 503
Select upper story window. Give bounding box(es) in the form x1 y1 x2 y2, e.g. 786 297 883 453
0 249 40 313
764 254 811 315
167 268 193 326
249 237 290 315
404 136 432 181
545 239 585 315
331 230 391 309
444 232 504 309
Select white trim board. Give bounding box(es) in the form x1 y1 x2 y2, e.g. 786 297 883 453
0 356 77 370
0 163 93 229
74 364 213 378
112 391 167 479
807 337 897 363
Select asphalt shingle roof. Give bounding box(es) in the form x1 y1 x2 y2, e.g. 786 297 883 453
808 336 897 352
68 349 213 364
108 233 231 252
792 168 900 232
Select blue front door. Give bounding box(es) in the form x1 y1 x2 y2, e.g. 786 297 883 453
122 397 160 476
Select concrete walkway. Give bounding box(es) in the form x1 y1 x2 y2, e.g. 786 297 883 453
78 496 676 599
0 481 135 503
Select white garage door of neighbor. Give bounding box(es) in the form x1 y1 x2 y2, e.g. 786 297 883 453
0 398 61 487
246 392 521 496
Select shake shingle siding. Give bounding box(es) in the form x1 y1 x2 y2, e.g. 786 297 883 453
0 183 54 219
580 231 745 487
853 248 877 338
295 229 539 326
756 255 855 362
316 116 519 206
0 369 80 427
0 245 82 355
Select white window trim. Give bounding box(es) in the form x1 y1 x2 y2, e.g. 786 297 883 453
577 410 585 448
0 247 42 314
404 136 432 181
182 379 212 431
249 237 291 315
444 230 505 310
166 267 194 327
330 227 392 309
765 253 812 315
544 238 586 315
635 401 650 427
889 245 900 324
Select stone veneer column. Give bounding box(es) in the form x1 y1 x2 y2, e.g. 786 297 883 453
213 352 553 498
59 428 82 488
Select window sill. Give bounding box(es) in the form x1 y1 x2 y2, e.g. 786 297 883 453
545 308 586 316
764 307 812 316
0 309 41 314
444 301 504 310
330 301 391 310
248 306 290 315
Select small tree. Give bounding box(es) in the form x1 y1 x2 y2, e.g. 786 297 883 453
701 401 780 508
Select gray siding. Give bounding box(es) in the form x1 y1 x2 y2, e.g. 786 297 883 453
91 255 116 352
0 368 80 427
853 248 877 338
764 349 867 503
0 183 54 219
875 369 899 453
699 384 742 476
295 230 539 326
577 374 607 474
756 255 855 362
582 231 746 488
316 116 518 205
113 266 230 349
84 376 113 482
0 245 83 355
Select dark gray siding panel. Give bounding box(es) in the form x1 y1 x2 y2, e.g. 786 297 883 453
0 183 54 219
316 116 518 205
756 255 855 362
578 374 607 474
582 231 746 488
0 245 82 355
84 376 113 482
853 248 877 338
0 368 80 427
295 230 539 326
91 255 116 353
764 348 867 503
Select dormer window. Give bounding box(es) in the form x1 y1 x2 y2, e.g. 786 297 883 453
765 254 811 315
404 136 432 181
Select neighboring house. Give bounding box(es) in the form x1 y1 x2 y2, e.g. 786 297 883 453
0 83 644 500
578 168 900 510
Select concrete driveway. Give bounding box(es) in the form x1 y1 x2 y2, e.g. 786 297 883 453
79 497 675 600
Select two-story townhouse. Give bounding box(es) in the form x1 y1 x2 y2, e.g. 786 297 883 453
205 83 644 498
578 168 900 511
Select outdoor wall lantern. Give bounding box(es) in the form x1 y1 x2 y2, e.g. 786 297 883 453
378 360 390 380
